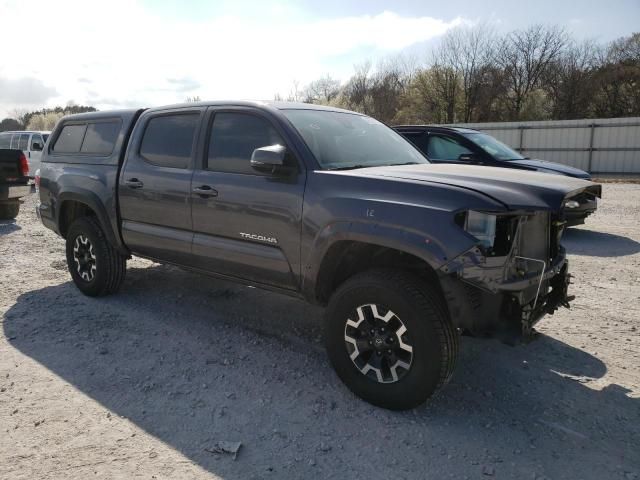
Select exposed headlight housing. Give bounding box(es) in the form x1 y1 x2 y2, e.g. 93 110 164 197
465 211 497 248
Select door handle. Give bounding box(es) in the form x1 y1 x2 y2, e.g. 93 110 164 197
193 185 218 197
124 178 144 189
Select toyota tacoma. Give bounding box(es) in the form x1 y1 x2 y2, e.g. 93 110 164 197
37 101 601 410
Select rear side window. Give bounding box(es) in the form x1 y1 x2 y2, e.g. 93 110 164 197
140 114 198 169
0 133 11 148
207 112 284 175
18 134 30 151
80 121 121 154
53 124 87 153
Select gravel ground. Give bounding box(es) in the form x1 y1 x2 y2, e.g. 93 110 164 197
1 186 639 480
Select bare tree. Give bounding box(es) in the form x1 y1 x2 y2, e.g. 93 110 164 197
496 25 568 119
343 61 373 114
436 24 497 122
303 75 341 104
542 40 598 119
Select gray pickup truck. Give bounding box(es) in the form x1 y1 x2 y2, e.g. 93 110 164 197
37 101 601 409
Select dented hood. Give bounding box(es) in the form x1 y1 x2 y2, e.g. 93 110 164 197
344 163 601 211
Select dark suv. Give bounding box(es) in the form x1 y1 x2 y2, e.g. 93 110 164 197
394 125 598 225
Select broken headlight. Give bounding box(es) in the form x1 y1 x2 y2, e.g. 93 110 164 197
464 211 497 248
455 211 519 256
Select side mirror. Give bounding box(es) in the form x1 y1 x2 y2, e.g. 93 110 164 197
458 153 480 163
251 144 286 174
32 142 42 151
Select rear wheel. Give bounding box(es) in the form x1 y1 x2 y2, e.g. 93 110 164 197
0 201 19 220
65 216 126 296
324 269 458 410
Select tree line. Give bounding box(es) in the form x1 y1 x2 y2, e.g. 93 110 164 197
0 105 96 132
282 26 640 124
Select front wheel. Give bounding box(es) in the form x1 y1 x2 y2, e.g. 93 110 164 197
65 216 127 296
324 270 458 410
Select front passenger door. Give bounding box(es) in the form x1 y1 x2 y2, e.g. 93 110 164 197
190 108 306 290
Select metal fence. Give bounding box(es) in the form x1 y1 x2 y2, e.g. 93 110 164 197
452 117 640 174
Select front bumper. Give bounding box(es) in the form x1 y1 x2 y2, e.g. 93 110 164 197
439 245 573 340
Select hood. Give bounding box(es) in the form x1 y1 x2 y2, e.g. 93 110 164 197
336 164 601 212
506 158 591 179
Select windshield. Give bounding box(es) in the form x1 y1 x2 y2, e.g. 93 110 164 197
282 109 428 169
463 133 524 161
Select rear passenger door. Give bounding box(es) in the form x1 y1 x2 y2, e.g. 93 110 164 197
119 108 203 264
190 107 305 290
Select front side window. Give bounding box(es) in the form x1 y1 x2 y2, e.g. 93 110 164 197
30 134 44 150
426 135 473 161
80 121 121 154
53 124 87 153
282 109 427 170
140 113 198 169
207 112 285 175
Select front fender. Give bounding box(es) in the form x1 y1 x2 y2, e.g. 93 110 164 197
301 216 477 302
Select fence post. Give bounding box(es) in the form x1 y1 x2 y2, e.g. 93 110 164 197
518 126 524 153
587 123 596 174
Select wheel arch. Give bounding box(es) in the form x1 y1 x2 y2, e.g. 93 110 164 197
303 221 453 304
57 190 126 254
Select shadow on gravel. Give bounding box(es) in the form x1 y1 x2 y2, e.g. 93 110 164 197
563 228 640 257
0 219 21 236
4 264 639 479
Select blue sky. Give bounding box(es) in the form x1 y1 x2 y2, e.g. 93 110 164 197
0 0 638 118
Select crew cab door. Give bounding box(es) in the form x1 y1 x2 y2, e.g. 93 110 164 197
28 133 45 175
119 108 204 264
190 107 305 290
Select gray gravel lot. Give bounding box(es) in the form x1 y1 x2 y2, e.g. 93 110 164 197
1 186 639 479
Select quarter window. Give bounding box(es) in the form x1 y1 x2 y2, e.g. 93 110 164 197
207 112 284 174
80 121 121 154
53 124 87 153
140 114 198 169
0 133 11 148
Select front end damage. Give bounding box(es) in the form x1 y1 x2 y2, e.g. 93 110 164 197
439 210 574 342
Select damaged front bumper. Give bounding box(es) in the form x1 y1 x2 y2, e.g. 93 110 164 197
439 214 574 341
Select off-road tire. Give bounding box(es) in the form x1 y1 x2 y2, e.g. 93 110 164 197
325 269 458 410
0 201 19 219
65 216 126 296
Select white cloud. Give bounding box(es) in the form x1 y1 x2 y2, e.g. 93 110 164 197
0 0 464 117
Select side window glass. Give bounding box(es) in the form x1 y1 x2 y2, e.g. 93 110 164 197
30 134 44 150
140 114 198 169
0 134 11 148
18 134 30 151
427 135 473 160
53 124 87 153
207 112 284 175
10 134 20 149
404 132 429 154
80 121 121 154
